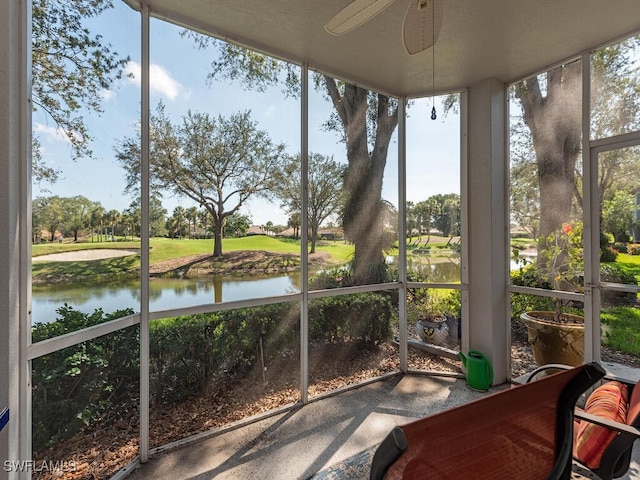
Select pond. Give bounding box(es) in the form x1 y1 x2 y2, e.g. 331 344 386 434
31 274 301 325
32 253 529 325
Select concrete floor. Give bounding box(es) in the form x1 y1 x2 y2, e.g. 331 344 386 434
125 367 640 480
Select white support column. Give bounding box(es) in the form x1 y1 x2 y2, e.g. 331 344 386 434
139 2 150 463
582 52 599 364
1 0 30 478
300 63 309 403
397 98 407 372
465 78 509 384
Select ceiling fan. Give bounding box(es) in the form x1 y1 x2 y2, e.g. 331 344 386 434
324 0 444 55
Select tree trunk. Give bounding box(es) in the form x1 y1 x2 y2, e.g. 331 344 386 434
310 221 318 254
325 79 398 284
344 150 386 283
213 218 223 257
514 62 582 252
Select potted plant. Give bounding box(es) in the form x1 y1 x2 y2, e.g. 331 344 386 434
520 223 585 366
415 293 453 346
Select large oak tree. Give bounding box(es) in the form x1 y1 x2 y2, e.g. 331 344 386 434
513 60 583 241
32 0 130 181
513 38 640 249
115 103 285 257
276 153 346 253
195 41 399 283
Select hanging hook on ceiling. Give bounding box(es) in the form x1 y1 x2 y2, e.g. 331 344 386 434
430 0 436 120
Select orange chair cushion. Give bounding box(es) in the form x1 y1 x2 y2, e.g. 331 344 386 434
575 381 629 469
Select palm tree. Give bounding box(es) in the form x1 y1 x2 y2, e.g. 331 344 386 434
172 206 186 239
443 197 461 246
287 213 300 239
198 209 212 239
406 201 416 243
90 206 105 242
104 210 121 241
186 206 199 239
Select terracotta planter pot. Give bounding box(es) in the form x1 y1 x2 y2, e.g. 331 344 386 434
520 311 584 367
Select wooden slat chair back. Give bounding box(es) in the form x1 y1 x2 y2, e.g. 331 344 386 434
370 362 605 480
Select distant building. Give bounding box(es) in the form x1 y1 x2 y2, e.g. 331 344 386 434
318 227 343 241
276 227 296 237
246 225 266 236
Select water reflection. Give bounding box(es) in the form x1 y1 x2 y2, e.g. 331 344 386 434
32 274 299 324
406 256 460 282
34 255 529 324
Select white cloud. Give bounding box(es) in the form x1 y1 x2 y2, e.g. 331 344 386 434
124 60 183 100
99 88 116 101
33 123 72 144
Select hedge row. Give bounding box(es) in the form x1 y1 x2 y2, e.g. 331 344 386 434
31 306 139 450
31 293 393 449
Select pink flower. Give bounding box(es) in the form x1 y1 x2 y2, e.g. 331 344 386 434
562 223 573 235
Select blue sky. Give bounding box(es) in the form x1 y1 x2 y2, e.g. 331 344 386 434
32 1 460 227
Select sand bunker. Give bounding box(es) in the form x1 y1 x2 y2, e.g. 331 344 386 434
32 249 140 262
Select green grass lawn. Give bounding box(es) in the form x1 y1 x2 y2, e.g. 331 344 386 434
32 235 354 280
510 237 536 250
607 253 640 284
31 236 640 358
601 306 640 356
403 235 458 248
599 253 640 356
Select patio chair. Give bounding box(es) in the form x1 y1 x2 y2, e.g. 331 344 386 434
369 362 605 480
526 364 640 480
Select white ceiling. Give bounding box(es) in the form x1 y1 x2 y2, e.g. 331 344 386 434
126 0 640 97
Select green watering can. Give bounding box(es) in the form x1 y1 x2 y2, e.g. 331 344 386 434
459 350 493 391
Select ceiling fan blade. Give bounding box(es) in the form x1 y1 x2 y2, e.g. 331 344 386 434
403 0 444 55
325 0 396 36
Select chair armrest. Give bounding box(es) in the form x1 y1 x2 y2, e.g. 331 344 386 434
370 426 408 480
526 364 573 383
575 410 640 438
527 365 637 389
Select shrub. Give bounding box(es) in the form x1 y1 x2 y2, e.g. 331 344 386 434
308 293 393 349
32 294 394 444
150 313 231 404
600 264 638 306
601 232 614 247
150 295 392 404
510 263 567 317
309 266 351 290
614 233 631 243
510 262 638 316
613 242 628 253
31 306 137 450
407 288 461 320
600 246 619 262
150 302 298 404
627 244 640 255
